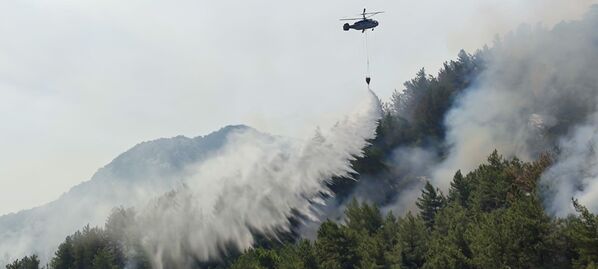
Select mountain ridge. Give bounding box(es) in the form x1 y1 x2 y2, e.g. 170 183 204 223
0 124 256 264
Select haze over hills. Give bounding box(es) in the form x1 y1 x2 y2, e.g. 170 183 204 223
0 124 256 264
5 3 598 269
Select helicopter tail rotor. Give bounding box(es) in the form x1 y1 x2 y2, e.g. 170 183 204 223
343 23 351 31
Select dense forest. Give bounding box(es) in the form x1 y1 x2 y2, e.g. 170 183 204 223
8 14 598 268
11 152 598 269
228 152 598 269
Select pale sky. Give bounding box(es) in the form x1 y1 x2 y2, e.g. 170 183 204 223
0 0 594 215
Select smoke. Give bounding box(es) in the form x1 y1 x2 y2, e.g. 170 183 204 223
541 114 598 216
124 90 381 268
283 5 598 222
382 147 438 214
427 7 598 215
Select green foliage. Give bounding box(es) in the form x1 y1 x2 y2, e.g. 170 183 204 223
396 213 428 269
466 196 552 269
5 255 40 269
230 240 317 269
416 182 445 229
448 170 470 207
423 204 471 269
315 220 359 269
567 199 598 269
229 152 598 269
45 207 158 269
49 225 123 269
345 199 383 235
92 248 119 269
51 236 75 269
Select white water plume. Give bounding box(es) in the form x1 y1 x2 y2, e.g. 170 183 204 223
131 90 381 268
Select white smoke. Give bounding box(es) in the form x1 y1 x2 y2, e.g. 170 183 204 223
541 113 598 216
428 7 598 216
128 90 381 268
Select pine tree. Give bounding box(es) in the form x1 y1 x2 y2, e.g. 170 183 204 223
315 220 359 269
345 198 383 235
568 199 598 268
469 150 511 212
5 255 40 269
466 196 552 269
92 248 118 269
448 170 470 207
297 240 318 269
396 213 428 269
416 182 445 229
51 236 75 269
424 205 471 269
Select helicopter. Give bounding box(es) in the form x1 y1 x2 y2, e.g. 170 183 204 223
341 8 384 32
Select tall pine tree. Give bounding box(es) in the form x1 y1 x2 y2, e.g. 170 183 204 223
416 182 445 229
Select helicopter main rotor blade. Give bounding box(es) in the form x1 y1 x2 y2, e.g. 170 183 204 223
342 9 383 20
356 12 383 16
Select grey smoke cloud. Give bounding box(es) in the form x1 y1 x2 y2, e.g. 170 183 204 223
542 114 598 216
427 7 598 216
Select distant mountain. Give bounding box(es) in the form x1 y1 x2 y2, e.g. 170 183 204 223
0 124 256 264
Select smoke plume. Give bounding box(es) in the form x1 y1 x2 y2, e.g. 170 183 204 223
541 113 598 216
429 7 598 215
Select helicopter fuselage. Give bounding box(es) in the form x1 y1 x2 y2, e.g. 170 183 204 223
343 19 379 31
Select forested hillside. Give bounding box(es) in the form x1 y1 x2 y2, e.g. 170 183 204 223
14 152 598 269
228 152 598 269
8 8 598 269
5 47 492 269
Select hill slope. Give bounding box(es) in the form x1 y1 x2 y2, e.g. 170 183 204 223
0 125 253 264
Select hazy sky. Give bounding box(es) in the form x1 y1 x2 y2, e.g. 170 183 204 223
0 0 594 215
